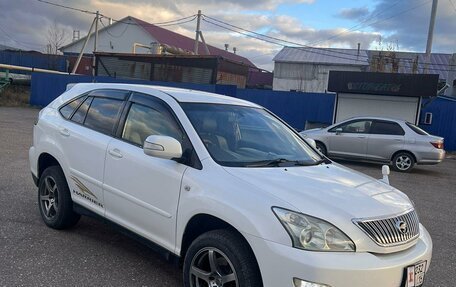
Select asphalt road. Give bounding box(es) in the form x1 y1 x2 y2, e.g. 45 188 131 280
1 106 454 286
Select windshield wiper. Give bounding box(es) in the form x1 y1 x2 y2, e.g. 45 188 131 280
245 158 326 167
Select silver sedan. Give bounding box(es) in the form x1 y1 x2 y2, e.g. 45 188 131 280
300 117 445 172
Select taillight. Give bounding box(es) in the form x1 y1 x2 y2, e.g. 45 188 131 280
430 142 444 149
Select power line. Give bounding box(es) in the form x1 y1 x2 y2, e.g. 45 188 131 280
448 0 456 13
0 26 43 50
36 0 97 14
308 0 403 46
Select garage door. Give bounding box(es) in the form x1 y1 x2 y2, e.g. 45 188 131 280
335 93 420 124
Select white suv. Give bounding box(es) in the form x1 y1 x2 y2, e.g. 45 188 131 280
29 83 432 287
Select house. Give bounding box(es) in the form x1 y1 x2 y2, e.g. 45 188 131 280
272 47 369 93
60 16 254 66
60 16 273 87
273 47 455 95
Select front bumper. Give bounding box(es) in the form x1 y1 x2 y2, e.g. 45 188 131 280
244 225 432 287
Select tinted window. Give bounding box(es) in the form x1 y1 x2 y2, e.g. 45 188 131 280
122 103 183 146
71 97 93 124
59 96 85 119
84 98 123 134
371 121 405 135
406 122 429 135
330 120 372 133
182 103 322 167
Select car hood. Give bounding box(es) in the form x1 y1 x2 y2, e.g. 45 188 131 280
223 163 412 221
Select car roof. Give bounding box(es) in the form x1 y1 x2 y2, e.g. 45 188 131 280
64 83 259 107
341 116 408 123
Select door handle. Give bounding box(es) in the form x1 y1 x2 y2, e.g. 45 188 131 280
108 148 123 159
357 136 366 139
59 128 70 137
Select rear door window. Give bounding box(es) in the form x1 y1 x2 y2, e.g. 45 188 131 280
59 96 85 119
71 97 93 124
370 121 405 135
84 97 124 135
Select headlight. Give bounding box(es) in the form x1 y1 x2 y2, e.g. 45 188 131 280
272 207 355 252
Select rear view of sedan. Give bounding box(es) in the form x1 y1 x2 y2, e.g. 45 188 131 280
300 117 445 172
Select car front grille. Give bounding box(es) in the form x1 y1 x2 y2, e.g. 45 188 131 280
354 209 420 247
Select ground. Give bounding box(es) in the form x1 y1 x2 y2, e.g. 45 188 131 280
0 106 454 286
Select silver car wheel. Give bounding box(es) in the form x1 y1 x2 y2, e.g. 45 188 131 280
190 247 238 287
395 155 412 171
39 176 59 220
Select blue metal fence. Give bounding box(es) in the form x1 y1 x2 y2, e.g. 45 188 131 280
0 51 67 73
30 73 455 151
235 89 335 130
419 96 456 151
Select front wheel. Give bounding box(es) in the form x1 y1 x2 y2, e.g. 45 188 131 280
38 166 80 229
183 229 263 287
392 152 415 172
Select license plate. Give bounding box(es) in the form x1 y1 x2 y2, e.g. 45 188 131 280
405 261 427 287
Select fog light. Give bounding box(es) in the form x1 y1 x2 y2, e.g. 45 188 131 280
293 278 331 287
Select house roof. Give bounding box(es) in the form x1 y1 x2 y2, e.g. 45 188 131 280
130 17 255 67
274 46 454 80
273 46 369 66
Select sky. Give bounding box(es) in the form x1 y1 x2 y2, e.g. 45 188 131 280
0 0 455 70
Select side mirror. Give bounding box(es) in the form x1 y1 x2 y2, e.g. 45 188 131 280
143 135 182 160
335 128 343 135
304 137 317 149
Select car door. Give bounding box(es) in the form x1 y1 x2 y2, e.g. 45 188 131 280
103 92 190 251
56 89 128 215
327 119 372 159
367 120 405 161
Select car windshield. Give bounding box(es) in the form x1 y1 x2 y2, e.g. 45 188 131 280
181 103 323 167
406 122 429 135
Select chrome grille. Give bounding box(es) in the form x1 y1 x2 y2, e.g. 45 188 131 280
354 209 420 247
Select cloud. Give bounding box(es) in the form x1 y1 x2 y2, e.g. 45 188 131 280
352 1 456 53
337 7 369 19
1 0 452 72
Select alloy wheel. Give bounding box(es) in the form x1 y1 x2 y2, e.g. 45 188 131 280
395 155 412 171
39 176 59 220
189 247 238 287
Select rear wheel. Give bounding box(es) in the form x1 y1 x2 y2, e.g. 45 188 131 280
38 166 80 229
183 229 262 287
316 142 327 156
392 152 415 172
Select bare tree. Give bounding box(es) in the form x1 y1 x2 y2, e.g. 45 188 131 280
46 22 68 55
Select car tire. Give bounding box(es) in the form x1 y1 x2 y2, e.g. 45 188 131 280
38 166 80 229
316 142 327 156
183 229 263 287
392 152 415 172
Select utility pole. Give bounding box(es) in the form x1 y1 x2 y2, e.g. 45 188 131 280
424 0 438 73
92 10 99 76
194 10 201 55
72 17 96 74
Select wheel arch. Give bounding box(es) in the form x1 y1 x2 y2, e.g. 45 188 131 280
180 214 257 261
391 150 417 163
37 152 62 181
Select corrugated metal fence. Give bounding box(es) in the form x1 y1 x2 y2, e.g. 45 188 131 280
0 51 67 73
30 73 455 150
420 96 456 151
